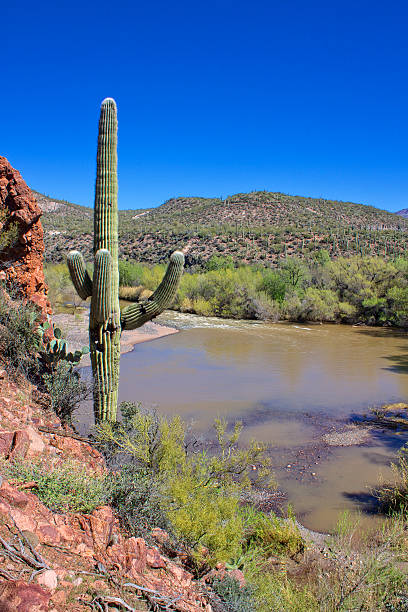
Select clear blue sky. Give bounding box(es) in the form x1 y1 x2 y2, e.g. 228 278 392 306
2 1 408 212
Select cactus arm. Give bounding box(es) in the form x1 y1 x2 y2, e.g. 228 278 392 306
91 249 112 323
67 251 93 299
66 97 184 422
121 250 184 330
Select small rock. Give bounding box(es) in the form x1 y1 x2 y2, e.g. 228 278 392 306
151 527 169 544
51 589 67 606
21 530 40 549
25 426 45 457
92 579 108 590
146 547 166 569
36 569 58 591
10 508 36 532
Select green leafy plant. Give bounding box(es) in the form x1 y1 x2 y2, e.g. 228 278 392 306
242 506 304 559
43 361 91 423
211 575 255 612
96 403 274 566
0 287 42 380
1 458 109 513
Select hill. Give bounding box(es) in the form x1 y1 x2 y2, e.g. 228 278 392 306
38 190 408 266
397 208 408 219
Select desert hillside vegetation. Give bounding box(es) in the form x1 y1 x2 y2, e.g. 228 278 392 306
39 190 408 266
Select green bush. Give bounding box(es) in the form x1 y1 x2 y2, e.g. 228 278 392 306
0 287 42 380
211 575 255 612
258 270 287 303
205 255 235 271
1 458 109 513
377 447 408 515
43 361 91 423
109 465 169 539
113 254 408 326
242 506 304 559
96 403 274 566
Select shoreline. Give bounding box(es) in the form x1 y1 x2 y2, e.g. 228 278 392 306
52 310 179 367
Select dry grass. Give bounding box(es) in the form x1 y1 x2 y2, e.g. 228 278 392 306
119 285 153 301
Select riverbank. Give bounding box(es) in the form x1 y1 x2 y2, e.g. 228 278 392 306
53 309 179 367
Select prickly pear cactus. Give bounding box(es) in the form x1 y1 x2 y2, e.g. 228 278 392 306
67 98 184 422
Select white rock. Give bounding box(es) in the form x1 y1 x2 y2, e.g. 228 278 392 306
37 569 58 590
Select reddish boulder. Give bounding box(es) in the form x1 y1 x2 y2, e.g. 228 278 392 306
0 157 51 318
0 480 30 509
146 546 167 569
0 431 14 457
0 580 51 611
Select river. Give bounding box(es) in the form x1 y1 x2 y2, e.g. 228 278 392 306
77 312 408 533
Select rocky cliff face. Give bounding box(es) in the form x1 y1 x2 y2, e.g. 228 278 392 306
0 157 51 318
0 370 216 611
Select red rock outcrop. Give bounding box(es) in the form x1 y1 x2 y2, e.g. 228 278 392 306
0 157 51 318
0 371 215 611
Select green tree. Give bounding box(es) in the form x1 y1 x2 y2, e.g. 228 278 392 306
259 270 287 303
280 257 309 289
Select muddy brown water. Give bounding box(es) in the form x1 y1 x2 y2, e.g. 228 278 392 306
76 312 408 533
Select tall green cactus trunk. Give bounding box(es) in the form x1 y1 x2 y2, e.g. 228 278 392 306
90 98 121 422
67 98 184 422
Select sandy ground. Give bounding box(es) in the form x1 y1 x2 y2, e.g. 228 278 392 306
52 309 178 367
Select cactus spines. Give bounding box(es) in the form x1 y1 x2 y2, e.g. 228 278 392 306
67 98 184 422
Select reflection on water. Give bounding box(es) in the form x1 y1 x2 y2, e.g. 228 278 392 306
77 314 408 532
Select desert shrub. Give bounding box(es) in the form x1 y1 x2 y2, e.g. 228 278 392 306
175 267 275 320
250 572 318 612
117 254 408 326
44 263 72 306
258 270 287 303
191 296 214 316
43 361 91 423
241 291 280 321
109 465 169 539
377 448 408 514
119 260 144 287
211 575 255 612
1 458 109 513
242 506 304 559
387 286 408 326
205 255 235 271
310 514 408 612
279 257 309 289
96 403 274 566
281 293 303 321
119 285 152 301
0 287 42 380
299 288 356 322
244 513 408 612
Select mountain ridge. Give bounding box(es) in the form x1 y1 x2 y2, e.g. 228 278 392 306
37 190 408 266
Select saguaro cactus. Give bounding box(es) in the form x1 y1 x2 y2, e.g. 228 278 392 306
67 98 184 422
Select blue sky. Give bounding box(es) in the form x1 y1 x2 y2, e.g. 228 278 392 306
2 1 408 212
